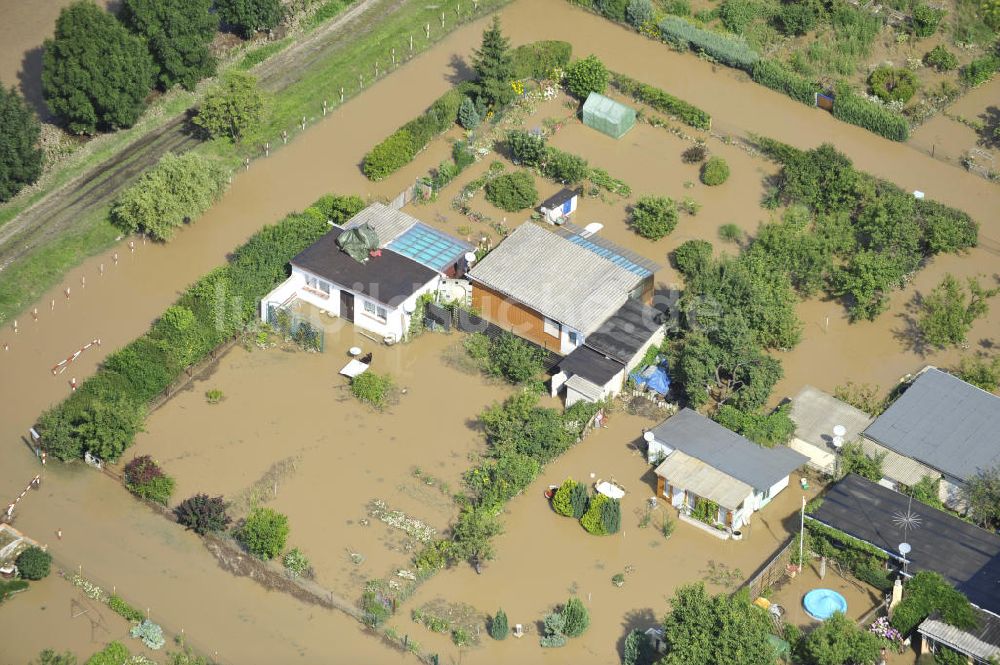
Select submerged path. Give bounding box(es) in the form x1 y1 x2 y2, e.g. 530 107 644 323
1 0 998 661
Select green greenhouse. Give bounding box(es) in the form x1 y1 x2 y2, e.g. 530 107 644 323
582 92 636 139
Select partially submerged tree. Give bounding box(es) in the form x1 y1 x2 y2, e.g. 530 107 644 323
953 353 1000 393
472 16 516 108
917 274 999 349
798 612 883 665
193 71 267 143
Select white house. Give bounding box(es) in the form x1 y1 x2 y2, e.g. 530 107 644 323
648 409 808 530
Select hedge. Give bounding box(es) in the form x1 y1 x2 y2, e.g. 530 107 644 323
362 87 465 180
751 59 816 105
36 194 365 461
831 85 909 142
512 40 572 79
609 71 711 129
658 16 760 72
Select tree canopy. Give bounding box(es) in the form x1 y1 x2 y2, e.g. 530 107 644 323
193 71 267 142
42 1 156 134
119 0 218 90
797 612 883 665
215 0 284 39
472 16 516 108
917 274 999 349
659 584 776 665
0 86 44 202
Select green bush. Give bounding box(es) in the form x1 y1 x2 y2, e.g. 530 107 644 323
659 16 760 72
868 65 918 103
891 571 976 636
911 4 946 37
700 156 730 185
542 147 589 183
776 2 818 36
215 0 283 38
562 597 590 637
662 0 691 15
720 0 762 34
506 129 547 166
110 152 228 241
719 220 740 242
565 55 610 99
458 96 480 129
351 372 394 409
0 580 29 604
751 59 816 104
511 40 572 79
282 547 311 578
123 455 175 505
193 71 266 143
924 45 958 71
961 54 1000 86
832 85 910 141
0 86 44 202
609 72 711 129
362 129 416 180
569 481 589 518
630 196 679 239
626 0 655 27
673 239 713 276
580 494 608 534
108 594 145 623
600 497 621 534
490 608 509 640
551 478 578 516
596 0 629 21
237 507 289 560
691 497 720 525
917 199 978 254
485 171 538 211
16 546 52 580
84 641 130 665
714 403 796 446
487 331 547 383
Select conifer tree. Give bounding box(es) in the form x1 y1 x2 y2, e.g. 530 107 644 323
472 16 515 109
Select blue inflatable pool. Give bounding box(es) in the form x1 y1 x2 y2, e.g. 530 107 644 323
803 589 848 620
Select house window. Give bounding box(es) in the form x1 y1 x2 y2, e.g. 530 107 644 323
318 280 331 294
568 331 580 347
363 300 388 321
543 317 559 338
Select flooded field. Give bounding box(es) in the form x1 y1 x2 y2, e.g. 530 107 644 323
0 0 998 661
910 77 1000 175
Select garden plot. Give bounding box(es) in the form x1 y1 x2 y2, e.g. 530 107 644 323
133 323 516 601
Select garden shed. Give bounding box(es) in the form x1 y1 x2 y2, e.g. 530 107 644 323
582 92 636 139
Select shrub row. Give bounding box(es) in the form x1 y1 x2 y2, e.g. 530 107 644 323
37 193 365 462
961 53 1000 87
362 87 466 180
751 59 816 105
658 16 760 72
608 71 711 129
831 85 910 142
511 40 573 79
110 152 229 241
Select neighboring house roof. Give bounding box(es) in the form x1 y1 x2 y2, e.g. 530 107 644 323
863 367 1000 481
558 345 624 386
789 386 873 456
539 187 580 211
859 440 935 487
654 450 753 511
919 610 1000 661
344 203 420 246
585 298 664 365
809 473 1000 613
649 409 808 491
345 203 472 273
291 228 437 307
468 223 653 334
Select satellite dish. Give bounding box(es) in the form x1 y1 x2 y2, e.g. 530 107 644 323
403 301 416 314
464 251 477 264
899 542 911 557
643 431 655 442
833 425 847 437
832 435 845 449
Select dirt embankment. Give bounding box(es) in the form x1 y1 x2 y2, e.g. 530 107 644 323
0 0 382 273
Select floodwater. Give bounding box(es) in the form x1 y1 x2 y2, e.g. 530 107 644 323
0 0 115 118
0 0 997 661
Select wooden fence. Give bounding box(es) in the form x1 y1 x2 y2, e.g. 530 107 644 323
739 534 795 600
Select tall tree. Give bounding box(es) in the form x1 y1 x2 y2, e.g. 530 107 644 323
215 0 284 39
119 0 218 91
798 612 883 665
0 86 44 202
962 464 1000 529
472 16 515 109
41 1 156 134
659 584 776 665
917 274 999 349
193 71 266 142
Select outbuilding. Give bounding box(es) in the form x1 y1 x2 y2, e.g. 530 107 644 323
582 92 636 139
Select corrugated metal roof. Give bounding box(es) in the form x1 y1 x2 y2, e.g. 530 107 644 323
344 203 420 246
919 610 1000 660
467 223 647 334
655 450 753 510
649 409 809 491
863 367 1000 481
810 474 1000 614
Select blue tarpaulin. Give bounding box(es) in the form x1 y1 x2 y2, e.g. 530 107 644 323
630 359 670 396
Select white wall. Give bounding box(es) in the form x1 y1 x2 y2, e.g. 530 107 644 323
559 324 584 355
647 436 674 464
624 324 667 373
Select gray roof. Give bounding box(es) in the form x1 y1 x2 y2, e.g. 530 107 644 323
468 223 649 334
649 409 809 491
558 345 624 385
585 298 664 365
919 609 1000 660
789 386 874 455
863 367 1000 481
344 203 420 246
810 473 1000 614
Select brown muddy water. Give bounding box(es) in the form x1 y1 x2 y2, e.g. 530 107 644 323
0 0 997 661
0 0 115 118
